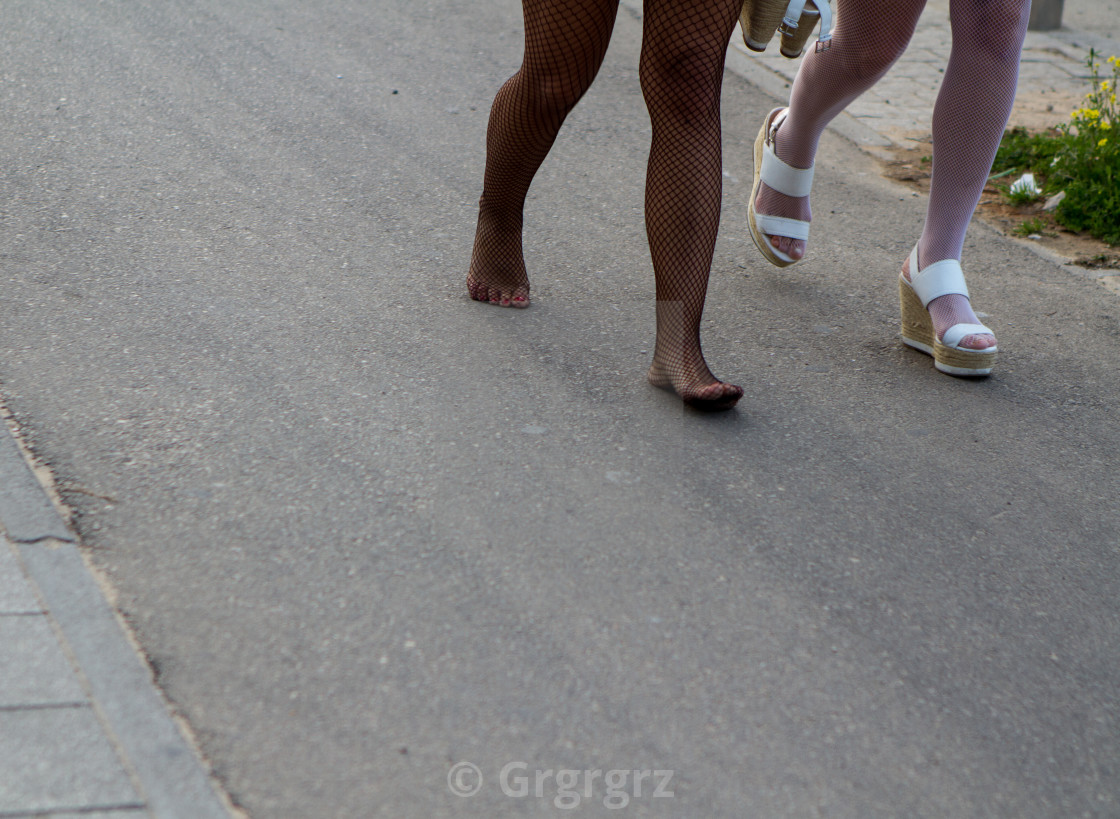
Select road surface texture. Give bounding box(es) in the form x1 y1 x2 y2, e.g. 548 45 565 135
1 0 1118 816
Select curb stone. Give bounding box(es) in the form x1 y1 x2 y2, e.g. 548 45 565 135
0 414 234 819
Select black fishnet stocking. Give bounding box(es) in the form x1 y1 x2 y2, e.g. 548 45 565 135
753 0 1029 351
640 0 744 408
467 0 744 409
468 0 619 307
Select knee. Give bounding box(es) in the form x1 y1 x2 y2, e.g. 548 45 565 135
518 68 590 117
639 48 722 126
952 0 1030 67
835 27 915 85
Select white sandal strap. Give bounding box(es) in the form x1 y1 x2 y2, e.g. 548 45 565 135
780 1 834 48
781 0 808 26
755 213 810 241
941 323 995 349
815 0 833 46
760 111 814 198
907 245 970 307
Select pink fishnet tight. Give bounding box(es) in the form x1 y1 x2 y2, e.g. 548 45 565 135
467 0 744 409
754 0 1030 349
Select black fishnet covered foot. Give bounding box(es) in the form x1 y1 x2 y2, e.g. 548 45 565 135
647 337 743 411
466 208 530 308
647 364 743 411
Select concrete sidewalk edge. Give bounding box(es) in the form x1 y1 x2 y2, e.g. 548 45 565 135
0 418 235 819
0 416 73 544
17 539 234 819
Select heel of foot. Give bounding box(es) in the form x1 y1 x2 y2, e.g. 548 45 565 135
646 364 672 390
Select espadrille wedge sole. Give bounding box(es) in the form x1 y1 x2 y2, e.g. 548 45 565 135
899 247 997 377
739 0 790 52
778 8 820 57
740 0 833 57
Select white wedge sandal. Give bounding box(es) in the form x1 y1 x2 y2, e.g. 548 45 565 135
899 245 998 376
747 108 813 268
740 0 834 58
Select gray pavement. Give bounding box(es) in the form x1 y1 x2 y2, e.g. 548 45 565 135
1 1 1118 817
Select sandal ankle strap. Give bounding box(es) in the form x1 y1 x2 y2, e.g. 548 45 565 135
760 109 814 198
779 0 834 48
907 245 970 307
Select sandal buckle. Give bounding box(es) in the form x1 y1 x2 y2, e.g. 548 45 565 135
815 36 832 53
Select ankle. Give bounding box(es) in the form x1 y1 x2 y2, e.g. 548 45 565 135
770 113 816 171
476 199 523 234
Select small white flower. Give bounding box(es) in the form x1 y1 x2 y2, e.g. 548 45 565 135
1010 172 1042 198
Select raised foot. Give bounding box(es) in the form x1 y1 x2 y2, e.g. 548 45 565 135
749 107 812 266
466 274 530 308
647 362 743 412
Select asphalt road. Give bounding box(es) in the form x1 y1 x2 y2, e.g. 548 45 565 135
2 0 1119 816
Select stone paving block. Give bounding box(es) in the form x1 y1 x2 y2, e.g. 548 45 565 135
0 707 141 814
1019 61 1081 79
0 614 86 707
901 48 947 63
0 540 40 614
0 426 72 544
17 540 233 819
36 811 147 819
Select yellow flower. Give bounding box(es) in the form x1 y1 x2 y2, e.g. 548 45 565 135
1103 121 1113 130
1100 138 1109 147
1088 109 1101 119
1109 55 1120 67
1104 81 1112 92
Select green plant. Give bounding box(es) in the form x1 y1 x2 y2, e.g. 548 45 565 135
1013 217 1049 237
993 128 1062 179
993 50 1120 245
1050 51 1120 244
